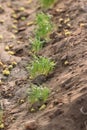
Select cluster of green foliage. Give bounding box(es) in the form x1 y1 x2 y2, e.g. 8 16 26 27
27 1 55 107
27 56 55 78
28 85 50 104
36 12 53 40
40 0 56 8
31 12 53 53
31 38 44 53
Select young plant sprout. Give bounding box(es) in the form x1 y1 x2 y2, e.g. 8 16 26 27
28 84 50 104
31 38 44 53
40 0 56 8
27 56 55 79
36 12 53 40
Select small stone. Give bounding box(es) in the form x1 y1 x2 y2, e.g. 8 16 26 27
64 18 70 23
19 7 25 11
64 60 69 65
0 34 3 40
8 65 13 70
27 21 33 26
11 13 17 19
8 51 15 55
3 69 10 76
21 16 26 21
12 25 17 29
39 104 46 111
5 46 10 51
0 123 4 129
59 18 63 23
11 61 17 67
0 20 4 24
25 120 37 130
30 108 35 112
64 29 71 36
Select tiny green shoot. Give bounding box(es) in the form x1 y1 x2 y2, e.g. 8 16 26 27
31 38 44 53
36 12 53 40
28 84 50 104
40 0 56 8
27 56 55 78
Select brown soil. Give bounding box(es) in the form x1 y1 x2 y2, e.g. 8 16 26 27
0 0 87 130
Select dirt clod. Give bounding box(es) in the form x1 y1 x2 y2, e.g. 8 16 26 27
25 120 37 130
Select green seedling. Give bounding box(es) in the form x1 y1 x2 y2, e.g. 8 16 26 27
40 0 56 8
0 109 4 129
27 56 55 78
31 38 44 53
36 12 53 40
28 84 50 104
